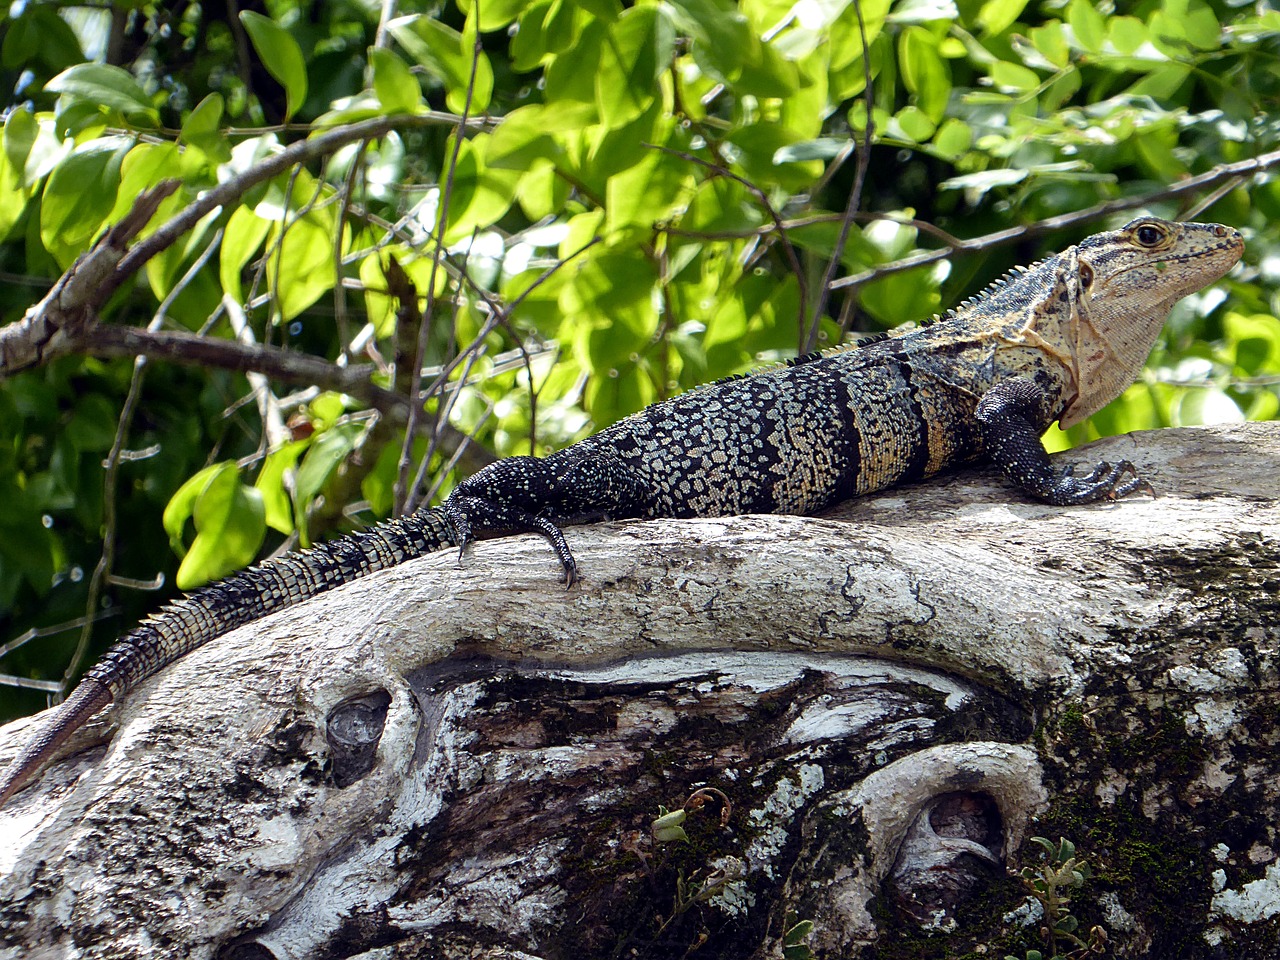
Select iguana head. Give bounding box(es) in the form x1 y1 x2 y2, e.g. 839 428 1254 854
1059 217 1244 428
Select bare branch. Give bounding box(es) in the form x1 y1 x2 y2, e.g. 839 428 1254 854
108 113 475 300
0 181 179 374
831 146 1280 293
81 325 400 410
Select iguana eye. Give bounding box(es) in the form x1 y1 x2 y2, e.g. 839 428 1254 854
1135 223 1165 246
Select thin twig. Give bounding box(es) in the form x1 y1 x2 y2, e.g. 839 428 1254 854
651 143 810 329
395 17 485 515
803 0 874 353
332 140 370 360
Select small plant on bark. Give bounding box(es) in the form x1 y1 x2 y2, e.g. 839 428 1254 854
1005 836 1109 960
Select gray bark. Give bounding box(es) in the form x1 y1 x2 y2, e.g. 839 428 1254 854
0 421 1277 960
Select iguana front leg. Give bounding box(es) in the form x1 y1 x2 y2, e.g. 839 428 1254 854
975 376 1154 504
442 450 649 586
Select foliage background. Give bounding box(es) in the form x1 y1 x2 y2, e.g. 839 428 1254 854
0 0 1277 720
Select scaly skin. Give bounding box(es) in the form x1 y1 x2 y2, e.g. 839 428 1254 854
0 217 1244 808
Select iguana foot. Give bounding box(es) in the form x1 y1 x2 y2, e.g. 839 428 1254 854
1045 459 1154 504
443 494 579 587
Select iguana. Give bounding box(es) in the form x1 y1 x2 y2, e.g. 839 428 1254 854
0 216 1244 808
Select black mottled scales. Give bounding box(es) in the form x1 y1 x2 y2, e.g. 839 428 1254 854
0 217 1245 806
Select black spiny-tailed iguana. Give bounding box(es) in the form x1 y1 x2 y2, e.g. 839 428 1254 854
0 216 1244 808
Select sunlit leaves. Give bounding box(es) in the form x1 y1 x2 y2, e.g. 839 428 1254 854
220 205 272 303
240 11 308 120
595 5 676 128
164 463 267 590
605 147 693 233
899 27 950 122
270 206 340 322
45 63 159 125
370 48 421 114
180 94 230 164
39 136 130 267
1066 0 1105 53
293 422 365 545
386 14 493 114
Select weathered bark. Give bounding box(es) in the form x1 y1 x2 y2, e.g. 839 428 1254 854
0 422 1277 960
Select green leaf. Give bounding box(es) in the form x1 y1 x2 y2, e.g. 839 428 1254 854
293 422 366 545
1180 2 1222 50
40 137 129 268
165 463 230 551
165 463 266 589
269 206 339 321
773 138 850 163
455 0 528 31
256 439 310 535
386 14 493 114
978 0 1029 35
681 178 764 233
2 5 84 73
576 0 623 19
3 108 37 178
107 142 180 228
605 148 692 232
511 0 569 71
1029 22 1070 68
180 93 229 163
989 60 1041 94
220 204 271 303
898 27 951 121
443 135 520 244
1222 313 1280 376
651 808 688 843
933 118 972 159
595 5 675 128
783 919 815 945
894 106 936 142
0 149 23 243
515 158 571 221
1067 0 1105 53
861 264 941 327
44 63 159 124
370 47 421 114
562 247 659 374
665 0 759 86
486 103 578 170
361 440 410 518
1126 62 1190 99
1107 16 1151 57
727 123 824 192
940 167 1027 197
239 11 308 120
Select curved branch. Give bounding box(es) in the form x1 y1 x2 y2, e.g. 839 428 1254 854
830 146 1280 293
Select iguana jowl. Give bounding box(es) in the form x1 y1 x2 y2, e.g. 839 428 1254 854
0 216 1244 808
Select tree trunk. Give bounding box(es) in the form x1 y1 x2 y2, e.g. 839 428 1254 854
1 422 1277 960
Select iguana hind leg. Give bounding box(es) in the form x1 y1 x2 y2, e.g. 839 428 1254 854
442 451 648 586
976 376 1155 504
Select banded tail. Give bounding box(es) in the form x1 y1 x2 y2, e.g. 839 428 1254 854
0 509 456 808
